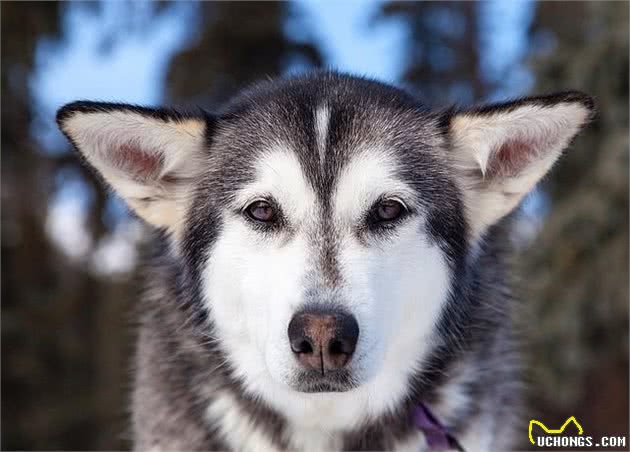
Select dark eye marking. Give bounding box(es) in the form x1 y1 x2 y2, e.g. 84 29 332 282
367 198 409 230
245 200 277 223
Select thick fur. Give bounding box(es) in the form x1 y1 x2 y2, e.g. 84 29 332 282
57 71 593 451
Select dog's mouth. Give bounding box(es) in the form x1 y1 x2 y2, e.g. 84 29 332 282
291 369 359 393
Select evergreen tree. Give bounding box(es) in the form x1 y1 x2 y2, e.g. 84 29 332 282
376 1 490 105
166 2 322 106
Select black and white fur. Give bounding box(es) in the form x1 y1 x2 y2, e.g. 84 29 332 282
57 72 593 451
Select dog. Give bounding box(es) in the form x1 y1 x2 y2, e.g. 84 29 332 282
57 71 593 451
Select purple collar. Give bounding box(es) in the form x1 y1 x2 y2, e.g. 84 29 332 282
413 403 465 451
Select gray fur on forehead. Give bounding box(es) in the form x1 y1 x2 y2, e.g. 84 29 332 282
207 71 447 199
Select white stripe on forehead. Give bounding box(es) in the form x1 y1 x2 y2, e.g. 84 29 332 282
333 150 416 221
315 105 330 166
235 146 316 219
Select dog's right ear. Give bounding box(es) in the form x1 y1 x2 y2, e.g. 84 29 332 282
57 102 210 234
443 92 594 241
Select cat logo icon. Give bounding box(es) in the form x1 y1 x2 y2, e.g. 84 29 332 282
529 416 584 445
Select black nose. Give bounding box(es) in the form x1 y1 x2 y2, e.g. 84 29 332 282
288 306 359 374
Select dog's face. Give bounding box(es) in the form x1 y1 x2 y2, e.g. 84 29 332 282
201 103 457 396
58 73 592 422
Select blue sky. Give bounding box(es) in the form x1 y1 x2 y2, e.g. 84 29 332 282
297 0 408 83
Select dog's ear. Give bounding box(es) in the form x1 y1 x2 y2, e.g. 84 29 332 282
445 92 594 240
57 102 210 234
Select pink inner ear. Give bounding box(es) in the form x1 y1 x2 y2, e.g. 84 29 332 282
486 138 539 178
111 143 163 181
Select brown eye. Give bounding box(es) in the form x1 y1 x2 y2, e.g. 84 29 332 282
374 199 406 222
246 200 276 222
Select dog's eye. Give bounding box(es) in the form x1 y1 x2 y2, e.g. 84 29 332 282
370 199 407 224
245 200 276 222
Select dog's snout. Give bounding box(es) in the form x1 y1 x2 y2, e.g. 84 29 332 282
288 307 359 373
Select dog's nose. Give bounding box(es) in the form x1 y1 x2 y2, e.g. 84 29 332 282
288 307 359 373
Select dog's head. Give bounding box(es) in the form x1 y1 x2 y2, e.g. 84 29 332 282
58 73 592 422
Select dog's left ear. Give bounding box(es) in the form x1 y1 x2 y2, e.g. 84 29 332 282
57 102 210 235
445 92 594 240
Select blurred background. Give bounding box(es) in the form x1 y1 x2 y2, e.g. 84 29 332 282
2 1 628 449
